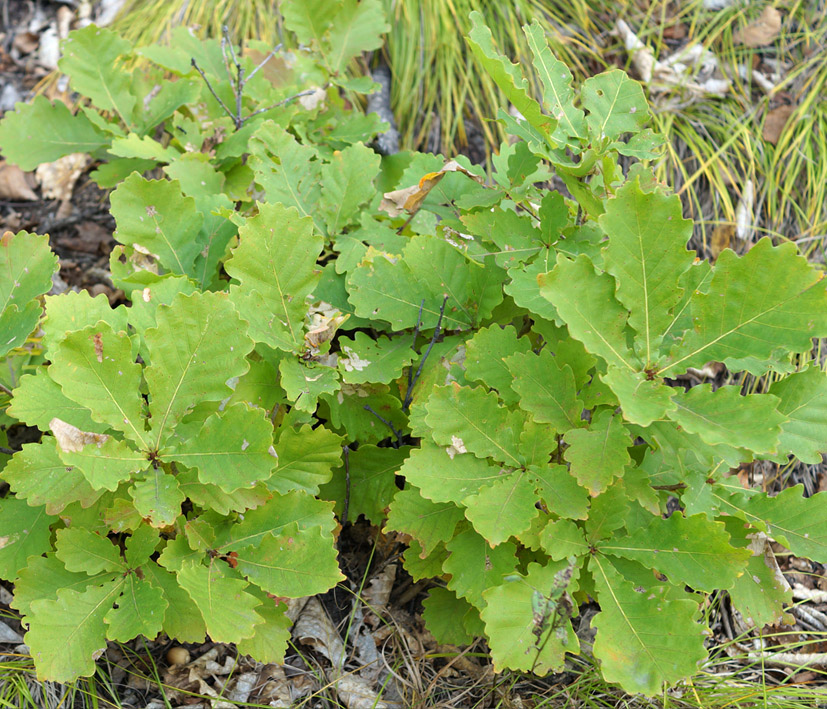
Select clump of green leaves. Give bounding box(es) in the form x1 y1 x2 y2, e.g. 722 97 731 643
2 12 827 697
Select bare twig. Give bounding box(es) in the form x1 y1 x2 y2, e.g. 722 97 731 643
191 58 235 125
363 405 403 447
245 88 319 120
402 296 449 411
246 43 283 82
0 447 15 456
0 382 13 396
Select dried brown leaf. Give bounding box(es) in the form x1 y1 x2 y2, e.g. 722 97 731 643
380 160 484 217
734 6 782 48
49 418 108 453
35 153 88 201
709 224 735 261
762 104 794 144
0 162 38 201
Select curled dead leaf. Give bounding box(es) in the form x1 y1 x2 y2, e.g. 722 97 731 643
734 6 782 48
35 153 88 202
380 160 485 218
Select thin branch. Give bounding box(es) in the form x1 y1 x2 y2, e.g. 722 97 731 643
342 445 351 526
245 88 319 120
191 58 235 124
0 381 13 396
363 405 403 448
246 43 283 82
0 447 15 456
402 295 449 411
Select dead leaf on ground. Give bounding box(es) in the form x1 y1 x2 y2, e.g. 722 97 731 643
0 162 38 200
763 104 794 144
381 160 485 218
12 32 39 55
734 6 782 48
35 153 88 201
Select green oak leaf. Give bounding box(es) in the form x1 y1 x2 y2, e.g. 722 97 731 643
467 12 553 138
176 560 263 643
481 560 580 674
461 207 542 268
422 587 481 646
11 554 108 618
539 254 640 372
601 367 676 427
170 404 277 493
591 557 707 696
110 175 204 278
0 231 58 357
53 429 147 492
540 519 589 560
599 513 749 591
236 592 292 663
26 579 123 682
1 441 101 514
0 497 53 580
465 325 531 406
523 22 585 141
769 367 827 463
585 483 631 543
145 291 253 447
270 423 342 495
42 290 129 358
463 471 540 547
669 384 785 454
507 349 583 433
234 523 344 597
225 202 323 352
444 528 518 609
385 487 465 556
661 239 827 377
59 25 136 125
425 384 524 468
129 469 184 527
563 410 630 495
0 96 108 170
747 486 827 562
530 464 589 520
141 562 206 642
104 574 167 642
397 442 501 504
50 322 148 448
55 528 123 575
319 143 381 234
347 234 505 330
600 178 694 363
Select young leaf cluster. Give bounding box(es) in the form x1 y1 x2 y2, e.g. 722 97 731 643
2 11 827 697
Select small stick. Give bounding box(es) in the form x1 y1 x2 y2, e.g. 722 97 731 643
402 296 449 411
363 405 403 447
191 58 235 126
245 88 319 120
342 445 351 526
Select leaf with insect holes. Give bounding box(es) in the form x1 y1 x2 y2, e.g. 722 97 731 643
233 523 345 597
337 332 416 385
226 202 324 353
348 236 505 331
278 358 340 413
581 69 650 140
110 175 204 279
0 97 109 170
50 322 148 448
482 559 580 674
144 291 253 447
169 404 278 493
591 556 707 696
